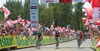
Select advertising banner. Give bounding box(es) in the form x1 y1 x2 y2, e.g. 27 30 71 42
30 0 39 30
0 35 15 49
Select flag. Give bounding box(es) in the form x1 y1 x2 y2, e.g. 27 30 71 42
83 2 93 20
96 38 100 48
4 19 12 27
23 20 31 30
84 7 93 19
17 15 22 22
85 19 90 25
88 0 100 7
95 21 100 26
24 20 28 25
0 6 11 18
84 2 100 23
88 0 92 2
83 2 92 18
95 19 100 26
11 20 18 24
82 17 86 23
92 0 100 7
83 2 92 8
90 8 100 23
4 23 9 27
50 22 55 31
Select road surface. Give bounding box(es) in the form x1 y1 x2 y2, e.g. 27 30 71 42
12 39 93 51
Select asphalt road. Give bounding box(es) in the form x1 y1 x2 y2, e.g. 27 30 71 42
12 39 93 51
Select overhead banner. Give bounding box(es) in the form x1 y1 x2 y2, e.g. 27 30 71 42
40 0 59 3
89 8 100 23
60 0 72 3
30 0 39 30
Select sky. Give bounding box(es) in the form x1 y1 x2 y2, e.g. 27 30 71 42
0 0 90 8
0 0 25 6
0 0 6 6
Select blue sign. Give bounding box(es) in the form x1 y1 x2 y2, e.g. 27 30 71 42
30 0 39 31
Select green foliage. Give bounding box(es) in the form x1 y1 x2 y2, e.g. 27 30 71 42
23 0 30 20
74 2 85 30
1 0 85 30
39 4 54 27
0 11 3 21
4 0 24 20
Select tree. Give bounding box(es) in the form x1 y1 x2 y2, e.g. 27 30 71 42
51 3 63 26
60 3 73 26
4 0 24 20
74 2 85 30
39 4 54 27
0 11 3 21
23 0 30 20
3 0 85 30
